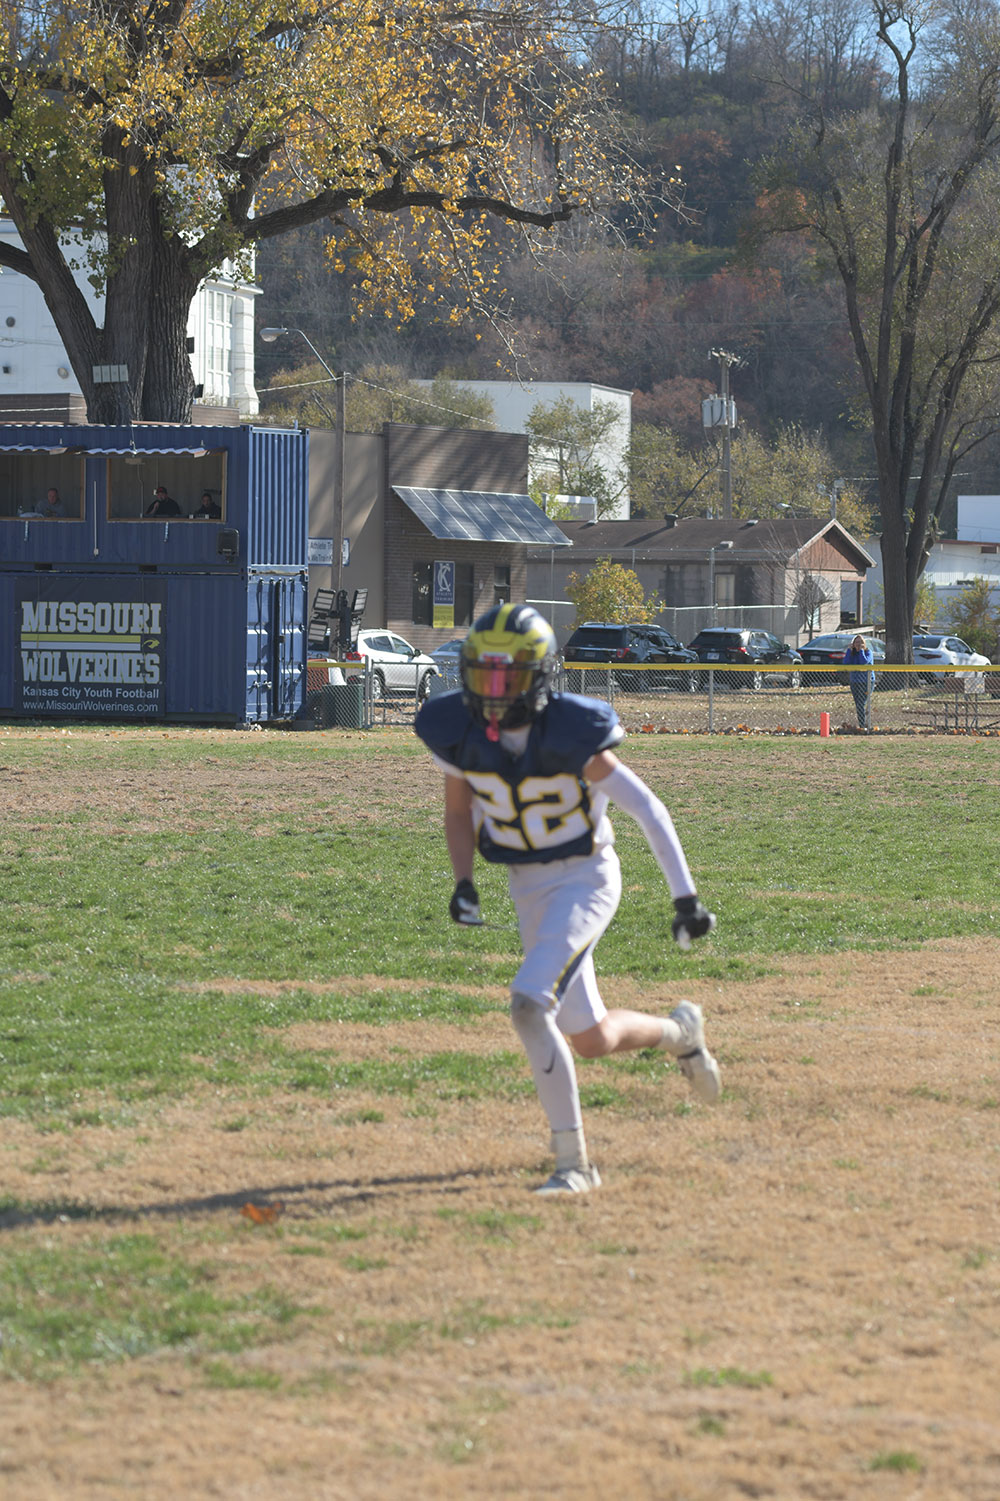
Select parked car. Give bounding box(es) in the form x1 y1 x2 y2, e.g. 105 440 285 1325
430 638 465 665
428 638 465 685
912 634 991 685
345 629 441 700
799 632 891 687
687 627 803 689
561 621 698 690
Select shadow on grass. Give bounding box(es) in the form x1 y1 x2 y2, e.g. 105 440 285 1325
0 1166 509 1232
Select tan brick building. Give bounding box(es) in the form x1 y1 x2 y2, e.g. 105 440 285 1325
308 423 570 648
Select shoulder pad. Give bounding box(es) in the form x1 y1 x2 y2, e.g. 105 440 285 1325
539 693 624 771
414 690 469 765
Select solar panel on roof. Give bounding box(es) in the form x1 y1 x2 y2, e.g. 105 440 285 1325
393 487 572 545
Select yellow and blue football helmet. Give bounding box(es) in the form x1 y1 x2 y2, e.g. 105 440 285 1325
460 603 557 740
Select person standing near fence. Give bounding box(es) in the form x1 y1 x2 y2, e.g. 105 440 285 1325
842 634 875 730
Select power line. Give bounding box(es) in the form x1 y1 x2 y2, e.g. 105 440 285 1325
260 370 494 426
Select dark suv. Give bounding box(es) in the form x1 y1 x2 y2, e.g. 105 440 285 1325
561 622 698 691
687 627 803 689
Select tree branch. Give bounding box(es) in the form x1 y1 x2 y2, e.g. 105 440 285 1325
0 240 39 281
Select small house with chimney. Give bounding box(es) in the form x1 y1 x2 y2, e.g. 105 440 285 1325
527 515 875 646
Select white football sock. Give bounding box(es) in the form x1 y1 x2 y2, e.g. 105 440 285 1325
656 1016 685 1054
550 1127 589 1172
510 991 582 1133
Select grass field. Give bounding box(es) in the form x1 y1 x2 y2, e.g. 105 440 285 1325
1 724 999 1498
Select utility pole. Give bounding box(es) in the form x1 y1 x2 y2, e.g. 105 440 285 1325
719 356 733 519
819 479 843 520
705 349 741 518
334 370 346 595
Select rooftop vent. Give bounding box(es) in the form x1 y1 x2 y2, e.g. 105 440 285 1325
547 494 598 523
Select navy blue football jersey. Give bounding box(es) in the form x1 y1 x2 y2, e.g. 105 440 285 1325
415 690 624 864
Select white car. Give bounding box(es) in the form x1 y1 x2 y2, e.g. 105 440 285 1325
912 634 991 685
345 629 441 700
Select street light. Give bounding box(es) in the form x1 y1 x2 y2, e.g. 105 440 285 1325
259 326 345 593
259 326 338 382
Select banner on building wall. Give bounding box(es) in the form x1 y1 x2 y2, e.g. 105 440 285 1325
16 579 167 718
433 560 455 629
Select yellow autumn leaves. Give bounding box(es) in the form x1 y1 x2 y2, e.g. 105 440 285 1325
0 0 643 326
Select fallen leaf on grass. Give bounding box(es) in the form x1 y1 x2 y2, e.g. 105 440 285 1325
241 1201 284 1224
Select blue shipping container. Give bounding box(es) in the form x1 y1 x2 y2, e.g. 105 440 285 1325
0 423 308 570
0 425 309 723
1 571 307 724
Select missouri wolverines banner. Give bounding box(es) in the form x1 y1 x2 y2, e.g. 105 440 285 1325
16 580 166 717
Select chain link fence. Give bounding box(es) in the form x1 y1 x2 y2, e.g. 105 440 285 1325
306 657 433 727
557 662 1000 735
306 656 1000 734
656 604 800 643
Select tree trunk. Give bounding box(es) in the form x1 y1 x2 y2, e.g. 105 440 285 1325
874 437 913 663
0 145 201 424
96 137 155 423
880 532 913 664
141 230 200 423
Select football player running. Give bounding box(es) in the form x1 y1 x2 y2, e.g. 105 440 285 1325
415 603 720 1196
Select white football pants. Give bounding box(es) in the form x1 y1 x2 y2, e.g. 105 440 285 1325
507 844 621 1035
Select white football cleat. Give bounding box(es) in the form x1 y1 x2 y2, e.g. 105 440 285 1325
535 1164 602 1196
666 1000 721 1104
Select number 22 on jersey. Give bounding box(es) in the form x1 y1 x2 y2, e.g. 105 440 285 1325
466 772 593 853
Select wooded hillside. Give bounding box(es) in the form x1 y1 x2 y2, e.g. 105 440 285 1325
256 1 1000 532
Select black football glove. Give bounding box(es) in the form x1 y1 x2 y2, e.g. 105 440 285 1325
449 877 483 926
672 894 716 950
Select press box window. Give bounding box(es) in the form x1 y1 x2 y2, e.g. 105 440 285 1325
106 452 227 519
0 452 84 519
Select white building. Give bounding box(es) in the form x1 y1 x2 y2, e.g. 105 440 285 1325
418 378 632 519
952 495 1000 545
919 540 1000 615
0 218 259 419
864 496 1000 622
920 497 1000 612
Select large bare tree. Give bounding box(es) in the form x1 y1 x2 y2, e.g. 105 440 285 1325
0 0 648 423
755 0 1000 660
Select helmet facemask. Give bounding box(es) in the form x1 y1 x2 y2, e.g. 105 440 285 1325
460 604 557 741
461 653 549 740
